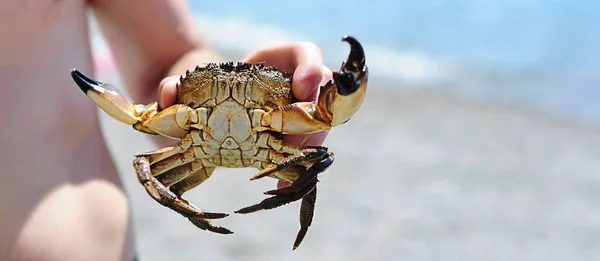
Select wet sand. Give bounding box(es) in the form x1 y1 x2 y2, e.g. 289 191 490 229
99 79 600 261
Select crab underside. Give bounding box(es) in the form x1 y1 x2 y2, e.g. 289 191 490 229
70 36 368 250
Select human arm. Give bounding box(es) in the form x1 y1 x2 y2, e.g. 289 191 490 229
91 0 220 105
92 0 331 159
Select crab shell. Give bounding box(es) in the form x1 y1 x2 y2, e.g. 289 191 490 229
70 36 368 250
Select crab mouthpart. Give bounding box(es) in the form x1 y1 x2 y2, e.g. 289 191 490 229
70 69 141 125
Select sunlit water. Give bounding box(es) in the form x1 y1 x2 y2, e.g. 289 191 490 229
189 1 600 126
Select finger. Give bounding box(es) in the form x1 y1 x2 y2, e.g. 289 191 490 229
312 66 334 101
243 42 325 101
158 76 179 109
277 180 292 189
283 131 328 147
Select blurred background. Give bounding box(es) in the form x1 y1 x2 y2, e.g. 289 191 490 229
91 1 600 260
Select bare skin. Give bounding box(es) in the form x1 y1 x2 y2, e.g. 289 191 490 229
0 0 329 260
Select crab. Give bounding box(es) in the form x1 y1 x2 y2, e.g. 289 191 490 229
70 36 368 250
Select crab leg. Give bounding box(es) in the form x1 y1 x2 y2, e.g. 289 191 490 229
234 180 317 214
263 162 319 196
163 163 233 234
294 186 317 250
249 146 328 181
71 69 143 125
236 153 333 214
235 153 334 249
188 215 232 235
263 153 332 196
134 156 233 234
134 156 227 219
71 69 198 139
138 135 194 164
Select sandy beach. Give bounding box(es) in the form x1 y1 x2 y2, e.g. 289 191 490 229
96 72 600 260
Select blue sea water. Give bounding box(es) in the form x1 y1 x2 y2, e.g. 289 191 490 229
190 1 600 126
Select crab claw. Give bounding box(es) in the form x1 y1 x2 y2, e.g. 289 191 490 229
71 69 194 138
71 69 144 125
256 36 369 135
318 35 369 126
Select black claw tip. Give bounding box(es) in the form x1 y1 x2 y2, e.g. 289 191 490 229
334 36 367 96
188 217 234 234
341 35 366 73
263 186 293 196
202 212 229 219
293 227 309 250
234 203 265 214
70 69 103 94
216 228 234 235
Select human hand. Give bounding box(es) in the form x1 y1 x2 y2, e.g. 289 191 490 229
157 42 333 188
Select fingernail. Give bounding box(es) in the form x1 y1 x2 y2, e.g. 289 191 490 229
167 76 180 86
